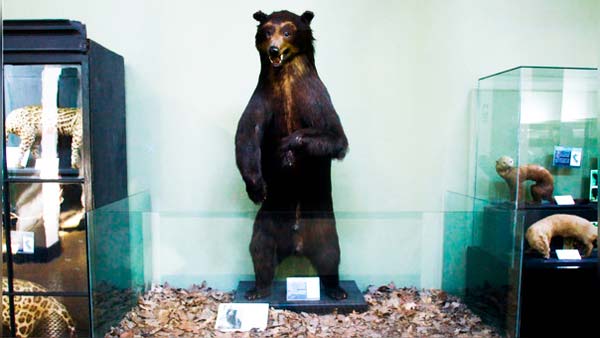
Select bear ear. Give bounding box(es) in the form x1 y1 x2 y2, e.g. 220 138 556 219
253 11 268 23
301 11 314 25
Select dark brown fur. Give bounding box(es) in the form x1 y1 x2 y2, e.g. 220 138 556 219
235 10 348 300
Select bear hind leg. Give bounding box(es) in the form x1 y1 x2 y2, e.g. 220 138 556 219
246 230 277 300
308 247 347 300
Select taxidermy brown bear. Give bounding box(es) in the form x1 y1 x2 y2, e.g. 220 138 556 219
495 156 554 203
235 10 349 300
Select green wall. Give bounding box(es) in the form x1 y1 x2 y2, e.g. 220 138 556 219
5 0 600 291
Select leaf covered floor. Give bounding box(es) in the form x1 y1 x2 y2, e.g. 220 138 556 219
106 282 502 338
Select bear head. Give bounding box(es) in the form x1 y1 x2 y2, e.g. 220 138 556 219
253 10 315 68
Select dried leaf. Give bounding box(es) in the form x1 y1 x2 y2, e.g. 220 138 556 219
105 282 501 338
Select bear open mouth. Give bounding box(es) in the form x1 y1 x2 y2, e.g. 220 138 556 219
269 50 289 67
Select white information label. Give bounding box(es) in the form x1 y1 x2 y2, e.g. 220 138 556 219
570 148 582 167
5 147 30 168
215 303 269 332
554 195 575 205
556 249 581 260
286 277 320 301
10 231 35 254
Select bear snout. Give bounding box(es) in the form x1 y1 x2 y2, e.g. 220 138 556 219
268 46 280 58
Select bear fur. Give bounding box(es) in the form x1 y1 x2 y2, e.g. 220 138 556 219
495 156 554 203
235 10 349 300
525 214 597 259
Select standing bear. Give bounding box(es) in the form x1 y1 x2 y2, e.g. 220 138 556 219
235 10 349 300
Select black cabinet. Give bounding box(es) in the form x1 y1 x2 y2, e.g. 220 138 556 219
2 20 127 338
517 204 599 338
466 203 599 338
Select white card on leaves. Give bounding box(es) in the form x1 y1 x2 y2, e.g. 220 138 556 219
215 303 269 332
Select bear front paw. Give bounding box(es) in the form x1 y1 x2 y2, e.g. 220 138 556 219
280 133 304 151
281 150 296 168
247 181 267 204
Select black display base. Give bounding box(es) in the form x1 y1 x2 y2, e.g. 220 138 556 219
520 250 599 338
477 203 599 338
233 280 368 314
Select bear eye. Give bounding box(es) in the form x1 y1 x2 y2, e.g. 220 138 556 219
284 31 291 37
265 31 271 38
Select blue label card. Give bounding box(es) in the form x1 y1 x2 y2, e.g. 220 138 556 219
286 277 320 301
553 146 583 167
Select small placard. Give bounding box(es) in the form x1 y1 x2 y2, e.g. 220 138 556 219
5 147 30 168
553 146 582 167
554 195 575 205
287 277 320 301
556 249 581 260
215 303 269 332
10 231 35 254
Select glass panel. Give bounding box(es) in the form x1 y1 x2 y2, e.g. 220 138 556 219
519 68 599 200
8 183 87 292
4 65 83 178
1 238 6 293
472 68 523 337
472 67 600 338
475 67 522 203
6 295 88 338
88 191 151 337
87 192 513 337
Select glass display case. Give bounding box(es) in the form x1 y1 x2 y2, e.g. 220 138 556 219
66 66 598 337
468 66 600 338
86 192 487 337
2 20 127 338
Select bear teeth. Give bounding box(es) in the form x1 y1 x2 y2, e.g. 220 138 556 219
269 53 285 66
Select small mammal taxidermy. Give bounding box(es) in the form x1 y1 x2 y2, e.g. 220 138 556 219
525 214 597 259
495 156 554 203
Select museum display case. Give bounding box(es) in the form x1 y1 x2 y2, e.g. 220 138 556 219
1 20 128 337
84 192 490 337
467 66 600 337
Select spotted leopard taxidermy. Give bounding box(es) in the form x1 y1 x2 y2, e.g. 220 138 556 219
5 105 83 169
2 277 76 338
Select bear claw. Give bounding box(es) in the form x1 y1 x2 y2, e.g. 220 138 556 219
325 287 348 300
245 287 271 300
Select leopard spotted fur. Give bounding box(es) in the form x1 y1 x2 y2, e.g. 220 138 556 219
2 277 76 337
5 105 82 169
